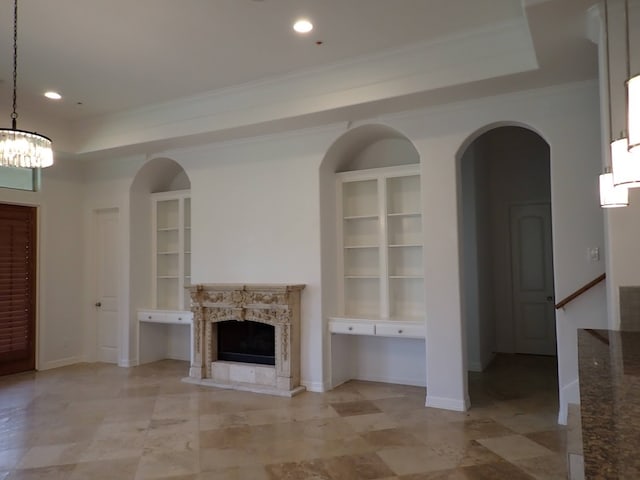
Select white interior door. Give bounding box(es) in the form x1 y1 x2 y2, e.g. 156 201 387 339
95 208 119 363
510 203 556 355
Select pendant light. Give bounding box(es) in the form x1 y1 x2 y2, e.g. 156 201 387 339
628 0 639 154
601 167 629 207
612 0 640 187
0 0 53 168
629 73 639 152
601 0 630 205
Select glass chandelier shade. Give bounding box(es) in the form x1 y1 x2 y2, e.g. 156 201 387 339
612 136 640 187
0 127 53 168
600 168 629 208
629 74 640 153
0 0 53 169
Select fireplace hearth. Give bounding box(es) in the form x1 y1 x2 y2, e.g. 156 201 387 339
184 284 305 397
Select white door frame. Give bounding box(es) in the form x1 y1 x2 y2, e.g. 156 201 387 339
86 205 133 365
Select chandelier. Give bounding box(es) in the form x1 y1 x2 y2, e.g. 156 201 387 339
0 0 53 168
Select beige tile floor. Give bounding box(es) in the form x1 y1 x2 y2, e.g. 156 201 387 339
0 354 566 479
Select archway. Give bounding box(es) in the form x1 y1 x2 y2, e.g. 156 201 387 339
457 125 555 406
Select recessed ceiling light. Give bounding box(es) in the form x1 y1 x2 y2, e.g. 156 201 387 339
293 19 313 33
44 91 62 100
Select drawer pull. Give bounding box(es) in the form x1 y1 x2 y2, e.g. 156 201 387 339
348 326 353 331
148 315 152 320
178 317 182 321
398 329 403 334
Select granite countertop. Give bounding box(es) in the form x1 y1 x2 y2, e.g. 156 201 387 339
578 329 640 479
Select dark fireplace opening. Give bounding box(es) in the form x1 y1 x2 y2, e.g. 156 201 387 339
217 320 275 366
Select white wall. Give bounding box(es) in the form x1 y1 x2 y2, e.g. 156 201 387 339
0 158 85 370
475 142 494 370
175 129 340 391
461 141 483 371
461 136 496 372
341 138 420 172
83 154 146 366
76 80 603 421
379 80 605 414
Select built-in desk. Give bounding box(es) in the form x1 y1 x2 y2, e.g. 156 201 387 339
578 329 640 479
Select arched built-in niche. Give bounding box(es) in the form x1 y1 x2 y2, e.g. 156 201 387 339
457 124 553 395
319 124 426 389
130 157 191 365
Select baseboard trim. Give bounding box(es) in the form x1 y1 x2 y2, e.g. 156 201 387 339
39 356 83 371
352 373 426 388
426 394 470 412
301 380 326 393
119 358 139 368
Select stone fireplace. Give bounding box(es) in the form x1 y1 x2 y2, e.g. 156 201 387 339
184 284 305 396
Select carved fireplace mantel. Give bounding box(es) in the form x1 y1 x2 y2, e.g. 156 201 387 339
185 284 305 396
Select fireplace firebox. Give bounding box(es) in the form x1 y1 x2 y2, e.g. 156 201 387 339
217 320 275 365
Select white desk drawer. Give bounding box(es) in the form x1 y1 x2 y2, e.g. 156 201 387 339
138 310 192 325
138 310 166 323
329 321 375 336
375 323 425 338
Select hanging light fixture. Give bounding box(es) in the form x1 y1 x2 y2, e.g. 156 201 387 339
600 167 629 207
601 0 630 205
630 73 639 152
628 0 639 154
0 0 53 169
612 0 640 187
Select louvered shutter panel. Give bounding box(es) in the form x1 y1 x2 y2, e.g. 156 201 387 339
0 204 36 375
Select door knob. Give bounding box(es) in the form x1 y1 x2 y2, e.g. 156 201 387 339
95 302 102 307
546 296 553 302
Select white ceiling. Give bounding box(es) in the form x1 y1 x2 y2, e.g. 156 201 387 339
0 0 599 157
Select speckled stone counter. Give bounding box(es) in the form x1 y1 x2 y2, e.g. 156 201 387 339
578 329 640 479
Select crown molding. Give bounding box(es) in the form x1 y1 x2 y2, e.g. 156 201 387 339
71 17 537 155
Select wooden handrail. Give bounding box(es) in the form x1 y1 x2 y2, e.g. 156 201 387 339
555 273 606 310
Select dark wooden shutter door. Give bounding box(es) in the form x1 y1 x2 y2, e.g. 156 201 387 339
0 203 36 375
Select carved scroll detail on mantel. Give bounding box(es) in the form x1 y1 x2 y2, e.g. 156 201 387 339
188 284 305 396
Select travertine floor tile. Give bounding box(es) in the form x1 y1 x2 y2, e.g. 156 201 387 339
68 457 139 480
377 446 460 476
514 453 568 480
476 435 554 462
17 443 84 469
135 448 199 479
360 428 424 447
0 355 567 480
6 464 75 480
330 400 382 417
525 430 567 453
0 449 26 470
344 412 400 433
323 452 396 479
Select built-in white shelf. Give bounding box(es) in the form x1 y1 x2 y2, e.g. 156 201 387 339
152 190 191 311
336 164 425 326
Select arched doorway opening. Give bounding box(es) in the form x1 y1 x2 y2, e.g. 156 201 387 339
458 125 556 407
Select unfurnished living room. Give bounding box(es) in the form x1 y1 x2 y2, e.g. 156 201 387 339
0 0 638 479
